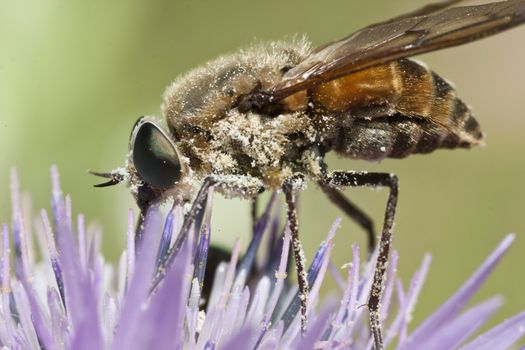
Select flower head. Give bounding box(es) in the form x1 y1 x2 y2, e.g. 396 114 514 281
1 166 524 349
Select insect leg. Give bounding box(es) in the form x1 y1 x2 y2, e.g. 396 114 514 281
318 182 376 256
324 171 398 350
153 175 264 288
251 196 259 234
283 183 309 334
152 177 214 288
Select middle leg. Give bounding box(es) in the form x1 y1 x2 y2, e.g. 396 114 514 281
318 182 376 255
251 196 259 234
283 180 309 334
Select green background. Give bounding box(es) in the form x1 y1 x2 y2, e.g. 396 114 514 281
1 0 524 332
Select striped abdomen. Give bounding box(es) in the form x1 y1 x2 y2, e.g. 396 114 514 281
304 59 484 161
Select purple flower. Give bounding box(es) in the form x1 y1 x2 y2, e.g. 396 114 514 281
1 165 524 349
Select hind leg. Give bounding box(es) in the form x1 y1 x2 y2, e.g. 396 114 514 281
322 171 399 350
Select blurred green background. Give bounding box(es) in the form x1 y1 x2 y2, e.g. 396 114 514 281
1 0 524 331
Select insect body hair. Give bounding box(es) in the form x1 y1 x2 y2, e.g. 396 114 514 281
161 38 316 192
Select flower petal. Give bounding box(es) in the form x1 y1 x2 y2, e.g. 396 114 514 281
136 238 191 350
408 296 503 350
405 234 515 346
111 207 163 350
459 309 525 350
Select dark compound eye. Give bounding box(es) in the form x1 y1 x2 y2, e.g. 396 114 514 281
131 119 181 189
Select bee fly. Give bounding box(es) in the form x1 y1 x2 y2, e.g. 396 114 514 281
92 1 525 348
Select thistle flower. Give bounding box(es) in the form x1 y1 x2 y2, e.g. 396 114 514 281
1 166 524 350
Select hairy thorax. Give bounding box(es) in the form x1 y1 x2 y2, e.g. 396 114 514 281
161 40 317 193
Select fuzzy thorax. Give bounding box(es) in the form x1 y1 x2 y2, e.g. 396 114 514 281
160 39 317 191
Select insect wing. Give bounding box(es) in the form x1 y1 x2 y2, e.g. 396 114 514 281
364 0 467 28
270 0 525 100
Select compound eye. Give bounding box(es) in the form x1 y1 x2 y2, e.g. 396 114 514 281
131 120 181 189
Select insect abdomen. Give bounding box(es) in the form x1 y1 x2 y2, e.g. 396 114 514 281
310 59 484 160
331 115 473 161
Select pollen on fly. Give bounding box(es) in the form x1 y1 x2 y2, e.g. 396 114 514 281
91 1 525 349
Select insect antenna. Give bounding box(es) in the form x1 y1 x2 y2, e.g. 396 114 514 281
88 170 125 187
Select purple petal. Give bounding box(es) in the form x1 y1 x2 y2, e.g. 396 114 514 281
11 282 40 349
70 317 105 350
217 327 256 350
47 287 69 348
280 224 335 331
2 224 11 295
218 238 242 307
220 286 247 339
258 321 284 349
40 209 66 308
346 244 360 329
328 244 358 343
234 287 251 331
126 208 136 287
53 202 104 348
460 309 525 350
111 207 163 350
197 305 223 348
398 254 432 344
236 194 276 285
307 218 339 309
405 296 503 350
243 276 269 330
204 242 244 345
77 214 87 273
263 224 291 320
193 220 211 287
18 278 56 349
193 189 213 286
50 165 63 229
328 261 345 291
10 169 26 281
132 239 191 350
384 254 431 348
186 279 201 347
11 168 29 280
352 248 379 342
295 305 332 350
156 206 177 267
406 234 515 345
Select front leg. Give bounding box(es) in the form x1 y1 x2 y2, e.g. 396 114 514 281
283 177 309 334
323 171 399 350
284 189 309 333
153 174 264 288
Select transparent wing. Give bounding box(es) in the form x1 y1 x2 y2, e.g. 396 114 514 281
367 0 467 26
271 0 525 100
